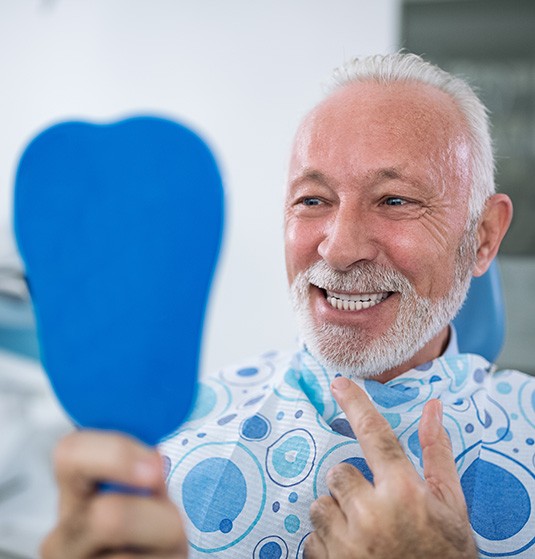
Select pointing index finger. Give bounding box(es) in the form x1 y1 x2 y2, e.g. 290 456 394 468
331 376 416 483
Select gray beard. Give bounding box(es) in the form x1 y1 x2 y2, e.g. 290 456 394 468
290 229 477 379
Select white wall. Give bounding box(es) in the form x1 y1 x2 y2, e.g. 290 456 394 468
0 0 400 375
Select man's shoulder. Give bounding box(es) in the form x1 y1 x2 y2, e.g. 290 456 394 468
491 365 535 386
482 365 535 426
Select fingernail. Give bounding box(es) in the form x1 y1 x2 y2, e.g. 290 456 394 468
331 376 350 391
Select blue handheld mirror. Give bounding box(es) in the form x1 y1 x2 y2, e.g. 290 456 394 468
14 116 224 446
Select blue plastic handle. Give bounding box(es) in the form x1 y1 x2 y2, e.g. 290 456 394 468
14 116 224 446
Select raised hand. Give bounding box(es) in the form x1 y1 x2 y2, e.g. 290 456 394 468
41 431 188 559
305 376 477 559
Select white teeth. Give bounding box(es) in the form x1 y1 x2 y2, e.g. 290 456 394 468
325 291 387 303
325 290 389 311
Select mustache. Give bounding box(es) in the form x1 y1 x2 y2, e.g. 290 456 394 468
293 260 414 294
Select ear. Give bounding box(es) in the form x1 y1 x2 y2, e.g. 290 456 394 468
473 193 513 277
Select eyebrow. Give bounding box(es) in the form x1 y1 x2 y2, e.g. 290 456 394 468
290 170 328 186
374 167 404 181
369 167 430 193
289 167 410 190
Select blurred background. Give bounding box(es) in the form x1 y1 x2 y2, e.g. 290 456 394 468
0 1 533 557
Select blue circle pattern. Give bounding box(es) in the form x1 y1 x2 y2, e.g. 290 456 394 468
219 519 233 534
160 351 535 557
182 457 246 533
329 418 356 439
273 438 310 478
365 379 420 408
241 414 271 441
166 440 266 554
253 536 288 559
238 367 259 377
260 541 282 559
284 514 300 534
188 382 217 421
461 456 531 541
384 413 402 429
266 429 316 487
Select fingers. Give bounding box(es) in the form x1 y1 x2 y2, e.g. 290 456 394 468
308 495 345 559
330 377 415 482
43 431 189 559
54 430 165 515
310 494 346 539
42 476 188 559
419 399 466 506
303 531 330 559
326 461 371 514
89 493 186 552
308 469 364 559
43 493 188 558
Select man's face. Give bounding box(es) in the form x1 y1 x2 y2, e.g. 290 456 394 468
284 81 477 379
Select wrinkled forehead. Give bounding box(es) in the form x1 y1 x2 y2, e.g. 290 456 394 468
289 80 472 184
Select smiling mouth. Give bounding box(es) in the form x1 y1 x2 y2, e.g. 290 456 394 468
322 289 391 311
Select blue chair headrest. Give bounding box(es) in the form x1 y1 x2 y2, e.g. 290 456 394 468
452 260 505 363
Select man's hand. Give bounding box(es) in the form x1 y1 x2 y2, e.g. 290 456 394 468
41 431 188 559
305 377 477 559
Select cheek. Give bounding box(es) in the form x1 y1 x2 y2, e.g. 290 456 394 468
284 220 321 282
379 228 457 297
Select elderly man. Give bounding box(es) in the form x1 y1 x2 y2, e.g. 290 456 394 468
43 53 534 559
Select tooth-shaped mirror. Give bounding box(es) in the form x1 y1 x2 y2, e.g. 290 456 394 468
14 116 224 446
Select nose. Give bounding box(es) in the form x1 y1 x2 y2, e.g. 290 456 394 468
317 208 379 271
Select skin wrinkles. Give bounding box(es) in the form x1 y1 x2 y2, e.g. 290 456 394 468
286 168 457 255
284 80 480 381
287 105 471 265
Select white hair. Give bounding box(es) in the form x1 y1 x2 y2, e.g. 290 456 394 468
329 52 495 222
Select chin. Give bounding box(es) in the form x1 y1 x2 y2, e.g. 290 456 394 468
299 321 422 379
293 280 471 378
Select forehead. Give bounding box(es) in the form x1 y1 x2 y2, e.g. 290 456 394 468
289 80 471 187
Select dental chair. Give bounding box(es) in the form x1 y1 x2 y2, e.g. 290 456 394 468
452 260 505 363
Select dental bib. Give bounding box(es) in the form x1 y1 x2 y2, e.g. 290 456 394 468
160 347 535 558
14 116 224 446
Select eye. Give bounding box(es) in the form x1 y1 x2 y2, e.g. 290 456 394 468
300 197 323 207
383 197 408 206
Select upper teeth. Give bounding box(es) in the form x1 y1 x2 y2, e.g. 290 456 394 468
325 290 389 311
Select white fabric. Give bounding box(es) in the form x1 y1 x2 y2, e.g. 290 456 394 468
161 346 535 558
